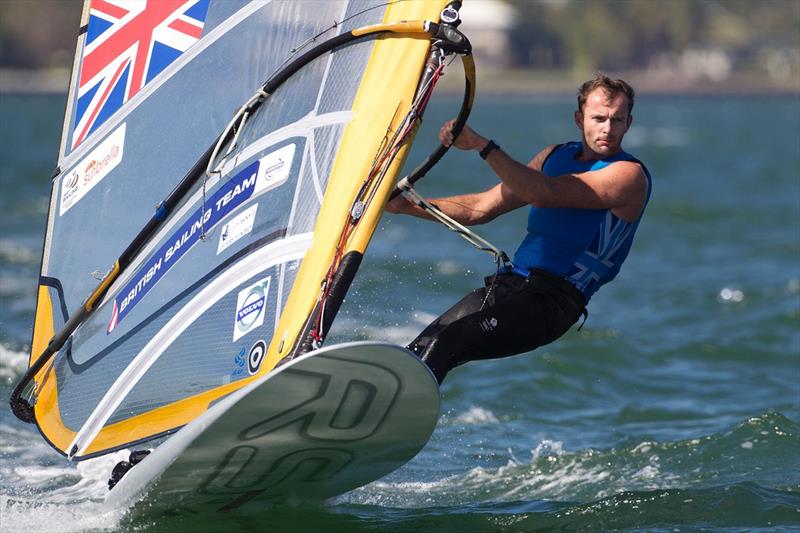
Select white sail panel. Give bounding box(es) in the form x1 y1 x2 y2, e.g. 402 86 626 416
27 0 455 458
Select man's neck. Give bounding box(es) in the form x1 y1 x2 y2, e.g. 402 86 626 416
577 143 623 163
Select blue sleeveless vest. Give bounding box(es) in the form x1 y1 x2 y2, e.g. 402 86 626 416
512 142 652 301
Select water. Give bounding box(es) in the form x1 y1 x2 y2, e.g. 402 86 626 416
1 91 799 531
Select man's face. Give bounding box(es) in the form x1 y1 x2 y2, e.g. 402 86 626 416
574 88 632 158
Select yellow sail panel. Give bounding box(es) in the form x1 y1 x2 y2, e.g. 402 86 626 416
82 378 258 456
30 286 80 451
263 0 450 373
39 363 260 456
31 285 55 361
33 368 75 452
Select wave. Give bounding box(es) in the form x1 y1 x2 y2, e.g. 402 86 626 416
621 126 691 148
341 411 799 507
0 423 129 533
331 483 800 533
448 406 500 426
0 496 124 533
0 343 28 385
0 407 796 531
0 238 41 266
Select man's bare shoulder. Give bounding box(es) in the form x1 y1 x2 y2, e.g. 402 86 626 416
602 159 648 186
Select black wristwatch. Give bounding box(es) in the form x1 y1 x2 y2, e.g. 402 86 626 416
479 139 500 160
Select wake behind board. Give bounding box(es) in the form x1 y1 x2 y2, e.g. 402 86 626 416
105 341 439 514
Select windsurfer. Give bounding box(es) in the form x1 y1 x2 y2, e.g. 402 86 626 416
387 74 652 383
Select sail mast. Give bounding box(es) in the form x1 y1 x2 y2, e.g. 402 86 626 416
57 0 92 160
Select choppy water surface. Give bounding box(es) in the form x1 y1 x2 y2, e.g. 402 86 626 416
1 92 798 531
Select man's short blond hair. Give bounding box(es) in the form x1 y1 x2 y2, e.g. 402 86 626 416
577 74 635 114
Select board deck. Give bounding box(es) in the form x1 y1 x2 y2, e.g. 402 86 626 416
105 341 440 514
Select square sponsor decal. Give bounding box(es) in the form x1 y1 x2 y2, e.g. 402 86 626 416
233 275 271 341
218 203 258 254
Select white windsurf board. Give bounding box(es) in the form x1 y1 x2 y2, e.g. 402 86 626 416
105 341 439 514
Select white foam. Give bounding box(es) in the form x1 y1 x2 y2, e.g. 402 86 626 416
530 439 565 461
0 239 40 265
410 310 438 326
787 278 800 294
336 474 462 507
719 287 745 302
435 260 464 276
488 441 615 500
0 427 128 532
339 436 690 507
631 441 655 454
631 464 660 480
0 344 28 382
0 494 123 533
452 406 499 425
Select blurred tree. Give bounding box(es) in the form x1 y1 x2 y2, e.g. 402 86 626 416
506 0 799 79
507 1 565 68
0 0 797 84
625 0 702 67
0 0 82 69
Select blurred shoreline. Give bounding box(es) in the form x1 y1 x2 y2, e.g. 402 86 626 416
438 67 800 97
1 67 797 96
0 69 71 94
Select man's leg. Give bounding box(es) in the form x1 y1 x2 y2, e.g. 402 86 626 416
407 274 581 383
407 285 490 362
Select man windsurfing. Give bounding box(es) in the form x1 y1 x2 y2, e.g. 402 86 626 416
387 74 652 383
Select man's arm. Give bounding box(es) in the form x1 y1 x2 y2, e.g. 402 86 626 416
445 123 649 223
385 183 526 225
484 147 648 223
385 133 557 226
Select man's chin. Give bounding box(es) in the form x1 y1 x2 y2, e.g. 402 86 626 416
592 143 617 156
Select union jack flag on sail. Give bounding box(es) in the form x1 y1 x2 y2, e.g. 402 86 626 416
72 0 210 148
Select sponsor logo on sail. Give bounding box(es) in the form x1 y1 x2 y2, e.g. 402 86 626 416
217 203 258 254
247 340 267 374
65 171 79 190
233 276 271 341
253 143 295 195
232 346 247 378
60 123 126 216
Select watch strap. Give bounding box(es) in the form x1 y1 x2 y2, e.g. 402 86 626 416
479 139 499 160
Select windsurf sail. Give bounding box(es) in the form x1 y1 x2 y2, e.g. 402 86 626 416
13 0 474 460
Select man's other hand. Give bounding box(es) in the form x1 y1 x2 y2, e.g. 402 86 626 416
439 119 488 151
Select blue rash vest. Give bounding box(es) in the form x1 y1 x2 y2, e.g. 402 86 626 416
512 142 652 301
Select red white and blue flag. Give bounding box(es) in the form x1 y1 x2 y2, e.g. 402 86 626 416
72 0 210 148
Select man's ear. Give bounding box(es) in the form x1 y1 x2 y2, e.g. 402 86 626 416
574 110 583 130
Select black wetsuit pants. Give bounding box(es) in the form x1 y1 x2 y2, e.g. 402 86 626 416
407 270 586 384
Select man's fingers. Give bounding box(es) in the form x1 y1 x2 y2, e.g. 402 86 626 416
439 118 463 147
439 126 453 146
